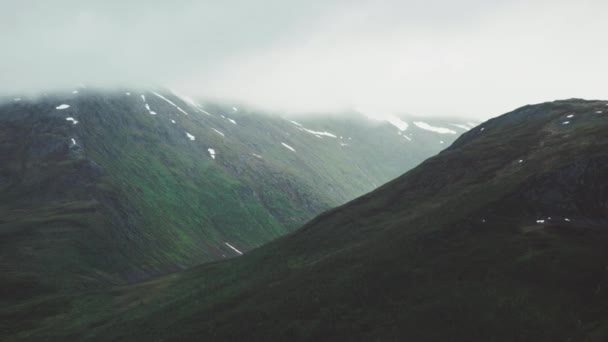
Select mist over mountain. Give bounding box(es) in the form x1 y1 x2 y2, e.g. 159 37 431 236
2 1 607 117
0 88 472 297
2 1 608 341
3 98 607 341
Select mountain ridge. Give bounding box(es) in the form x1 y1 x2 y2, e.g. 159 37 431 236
0 88 471 296
9 98 604 341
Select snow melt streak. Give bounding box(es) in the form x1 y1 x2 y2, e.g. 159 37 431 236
225 242 243 255
413 122 457 134
281 142 296 152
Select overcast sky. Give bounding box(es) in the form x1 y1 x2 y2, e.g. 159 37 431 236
1 0 607 118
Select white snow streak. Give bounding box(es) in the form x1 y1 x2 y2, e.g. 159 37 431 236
225 242 243 255
186 132 195 141
301 127 337 138
413 121 457 134
281 142 296 152
288 120 337 138
384 115 409 131
56 104 70 110
212 128 225 137
152 92 189 115
450 124 471 131
208 148 216 159
65 117 78 124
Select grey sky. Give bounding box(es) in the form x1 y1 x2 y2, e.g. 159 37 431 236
1 0 607 118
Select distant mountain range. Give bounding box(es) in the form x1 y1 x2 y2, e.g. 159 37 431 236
4 98 605 341
0 87 474 302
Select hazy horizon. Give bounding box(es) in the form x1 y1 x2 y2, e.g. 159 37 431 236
2 0 607 119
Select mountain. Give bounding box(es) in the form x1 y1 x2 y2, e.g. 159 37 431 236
6 99 606 342
0 88 471 299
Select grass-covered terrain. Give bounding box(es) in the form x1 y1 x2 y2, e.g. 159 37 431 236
0 89 467 305
3 99 606 341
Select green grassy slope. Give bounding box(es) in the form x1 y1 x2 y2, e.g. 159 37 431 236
9 99 608 341
0 89 467 301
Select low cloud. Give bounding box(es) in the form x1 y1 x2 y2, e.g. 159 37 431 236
2 0 607 118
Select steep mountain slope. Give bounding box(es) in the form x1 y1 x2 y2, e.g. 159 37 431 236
0 88 469 297
9 99 607 341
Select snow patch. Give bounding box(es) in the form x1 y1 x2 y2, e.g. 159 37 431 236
566 114 574 118
358 109 409 131
301 127 337 138
171 119 176 124
197 108 213 116
186 132 195 141
536 220 545 224
13 98 21 102
289 120 337 138
212 128 225 137
208 148 216 159
66 117 78 124
383 115 408 131
596 110 603 114
228 118 237 125
140 95 157 115
71 138 76 145
413 121 457 134
252 153 263 159
450 124 471 131
562 121 570 125
126 92 131 96
281 142 296 152
232 107 238 112
56 104 70 110
152 92 189 115
170 90 199 108
225 242 243 255
403 135 412 141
